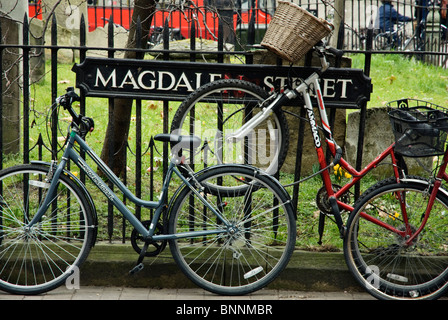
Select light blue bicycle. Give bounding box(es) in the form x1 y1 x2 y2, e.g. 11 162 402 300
0 87 296 295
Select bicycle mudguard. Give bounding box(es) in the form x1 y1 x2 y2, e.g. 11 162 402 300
400 176 448 199
30 161 99 246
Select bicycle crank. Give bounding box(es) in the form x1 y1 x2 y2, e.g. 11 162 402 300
130 220 167 257
316 185 350 215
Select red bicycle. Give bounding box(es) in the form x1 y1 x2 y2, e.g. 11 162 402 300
170 42 448 299
345 99 448 300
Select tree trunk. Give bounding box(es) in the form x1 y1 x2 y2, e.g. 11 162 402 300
100 0 156 177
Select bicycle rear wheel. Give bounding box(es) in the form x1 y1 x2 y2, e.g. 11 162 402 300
0 164 95 295
170 79 289 178
344 177 448 300
168 164 296 295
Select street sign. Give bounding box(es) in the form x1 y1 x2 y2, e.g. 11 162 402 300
73 57 371 109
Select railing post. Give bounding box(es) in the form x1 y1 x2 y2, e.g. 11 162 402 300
107 14 115 242
189 20 196 175
50 14 58 161
162 18 170 177
247 11 255 47
23 14 30 164
79 14 86 113
0 19 3 170
245 11 255 64
135 16 143 223
149 137 155 218
217 18 224 63
190 18 196 61
355 27 373 199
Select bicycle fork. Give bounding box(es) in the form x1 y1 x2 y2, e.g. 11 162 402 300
403 152 448 246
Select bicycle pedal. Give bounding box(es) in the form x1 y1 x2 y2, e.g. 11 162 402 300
129 263 144 275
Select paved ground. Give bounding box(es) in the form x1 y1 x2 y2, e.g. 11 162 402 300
4 286 438 319
0 286 375 300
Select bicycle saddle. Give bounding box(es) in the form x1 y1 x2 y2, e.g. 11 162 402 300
154 133 202 149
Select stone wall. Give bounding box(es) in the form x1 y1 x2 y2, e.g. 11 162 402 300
346 107 432 178
40 0 130 62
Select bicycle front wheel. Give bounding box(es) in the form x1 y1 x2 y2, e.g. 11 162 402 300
171 79 289 177
0 164 96 295
344 177 448 300
168 164 296 295
374 33 394 50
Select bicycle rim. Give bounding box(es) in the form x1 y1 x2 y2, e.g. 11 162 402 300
375 34 393 50
168 165 296 295
344 179 448 300
0 165 94 294
171 79 288 177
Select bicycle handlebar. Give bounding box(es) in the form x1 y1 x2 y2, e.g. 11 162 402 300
313 41 344 72
57 87 80 110
56 87 95 138
326 46 344 58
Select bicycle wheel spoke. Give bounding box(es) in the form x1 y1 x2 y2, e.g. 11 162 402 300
0 165 94 294
169 165 295 295
345 178 448 299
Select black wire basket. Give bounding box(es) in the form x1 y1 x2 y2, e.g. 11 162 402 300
387 99 448 157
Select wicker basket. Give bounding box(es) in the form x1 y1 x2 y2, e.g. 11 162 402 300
261 1 333 63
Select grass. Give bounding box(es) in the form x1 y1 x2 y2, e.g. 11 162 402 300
351 54 448 109
8 53 448 249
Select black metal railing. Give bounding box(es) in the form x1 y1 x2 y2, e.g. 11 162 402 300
3 0 448 242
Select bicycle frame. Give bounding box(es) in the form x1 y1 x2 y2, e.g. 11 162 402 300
302 75 402 202
299 59 448 246
228 48 404 234
298 70 402 233
395 149 448 246
28 127 230 242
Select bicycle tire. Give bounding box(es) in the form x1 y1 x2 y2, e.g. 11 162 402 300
344 176 448 300
170 79 289 178
168 164 296 295
0 164 95 295
374 33 394 50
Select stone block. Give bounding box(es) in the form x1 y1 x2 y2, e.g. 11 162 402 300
0 16 21 155
346 107 432 178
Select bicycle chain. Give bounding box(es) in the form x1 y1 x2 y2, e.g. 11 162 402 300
315 184 351 215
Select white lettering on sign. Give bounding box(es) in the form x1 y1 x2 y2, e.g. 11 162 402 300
94 68 225 93
264 76 353 99
95 69 116 87
93 68 355 100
